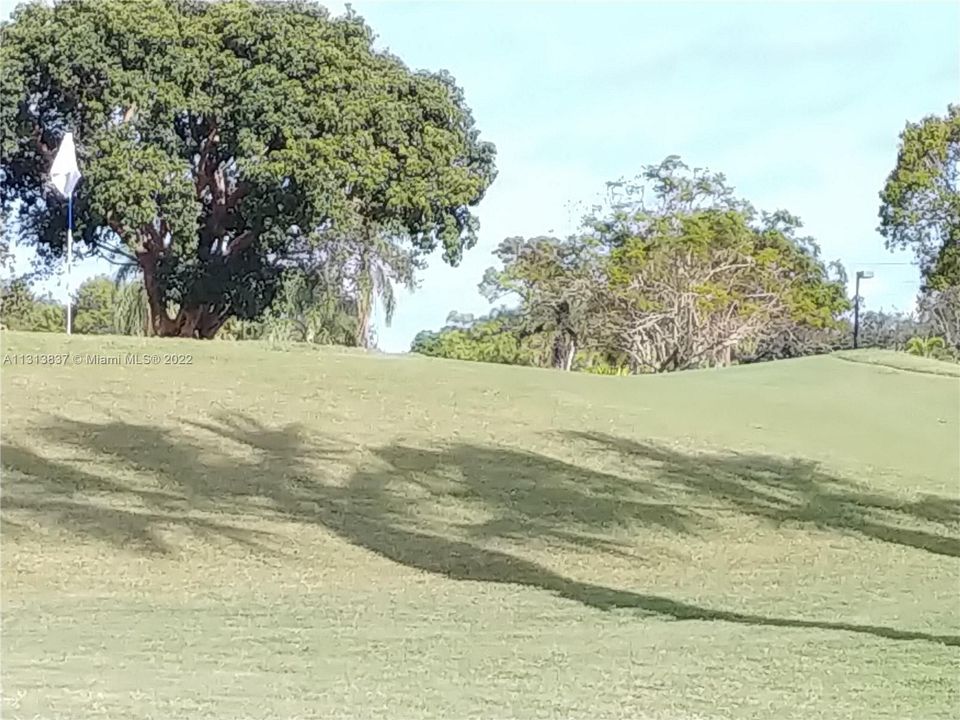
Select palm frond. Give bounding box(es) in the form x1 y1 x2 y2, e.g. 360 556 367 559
113 279 150 336
380 279 397 326
114 262 140 286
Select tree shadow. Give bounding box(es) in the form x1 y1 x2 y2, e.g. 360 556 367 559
562 431 960 559
3 414 958 647
0 444 274 554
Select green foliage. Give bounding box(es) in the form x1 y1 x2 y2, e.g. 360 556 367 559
260 268 359 346
574 160 848 371
578 356 631 376
217 317 259 341
738 324 848 363
580 365 630 376
0 0 496 337
411 309 540 366
112 279 152 336
596 165 850 371
73 275 117 334
569 347 632 375
878 104 960 289
0 215 12 273
905 335 952 360
0 276 64 332
216 265 362 346
855 310 918 351
480 235 605 370
415 157 850 374
337 230 419 348
917 285 960 350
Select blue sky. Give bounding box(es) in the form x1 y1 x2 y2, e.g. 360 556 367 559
3 0 958 351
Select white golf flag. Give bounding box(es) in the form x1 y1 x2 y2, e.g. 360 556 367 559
50 132 81 198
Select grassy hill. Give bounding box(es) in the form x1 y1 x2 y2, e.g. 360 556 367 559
2 331 958 720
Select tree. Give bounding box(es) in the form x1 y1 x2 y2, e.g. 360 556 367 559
73 275 117 334
112 278 153 336
352 233 419 349
742 326 847 361
480 236 605 370
411 158 849 374
917 285 960 350
256 267 358 345
256 228 412 348
878 104 960 290
0 215 12 274
410 308 538 366
0 277 38 330
0 276 64 332
853 309 921 351
0 0 496 338
0 239 9 275
592 159 849 372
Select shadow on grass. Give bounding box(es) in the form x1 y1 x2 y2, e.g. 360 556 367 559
3 414 958 647
564 431 960 559
0 444 275 554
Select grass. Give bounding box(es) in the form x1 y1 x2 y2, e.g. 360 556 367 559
833 348 960 377
2 331 958 720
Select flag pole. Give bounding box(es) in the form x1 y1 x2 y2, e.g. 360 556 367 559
66 193 73 335
49 130 81 335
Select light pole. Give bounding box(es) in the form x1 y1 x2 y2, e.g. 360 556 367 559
853 270 874 349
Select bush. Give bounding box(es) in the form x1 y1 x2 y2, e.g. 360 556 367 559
905 336 957 362
0 277 64 332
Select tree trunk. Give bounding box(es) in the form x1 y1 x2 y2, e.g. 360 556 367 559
139 254 181 336
563 339 577 371
354 243 372 348
551 330 577 371
551 333 565 370
355 287 371 348
138 254 229 338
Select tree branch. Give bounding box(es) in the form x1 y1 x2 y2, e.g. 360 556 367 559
31 125 54 165
226 229 258 256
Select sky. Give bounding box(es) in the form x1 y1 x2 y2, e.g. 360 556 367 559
3 0 958 352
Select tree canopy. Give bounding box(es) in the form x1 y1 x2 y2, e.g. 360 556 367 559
411 308 541 367
480 235 604 370
0 276 63 332
591 160 849 371
0 0 496 337
72 275 116 334
878 104 959 290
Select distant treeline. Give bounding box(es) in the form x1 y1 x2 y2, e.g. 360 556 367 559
411 297 959 372
0 268 378 348
410 158 960 372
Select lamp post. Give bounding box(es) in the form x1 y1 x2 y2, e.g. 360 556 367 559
853 270 874 349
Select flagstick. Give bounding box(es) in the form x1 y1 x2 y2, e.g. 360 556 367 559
49 130 81 334
66 193 73 335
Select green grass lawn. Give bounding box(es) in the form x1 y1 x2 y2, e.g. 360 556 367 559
2 331 958 719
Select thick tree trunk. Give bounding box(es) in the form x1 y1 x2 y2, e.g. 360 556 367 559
138 253 229 338
139 254 181 336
